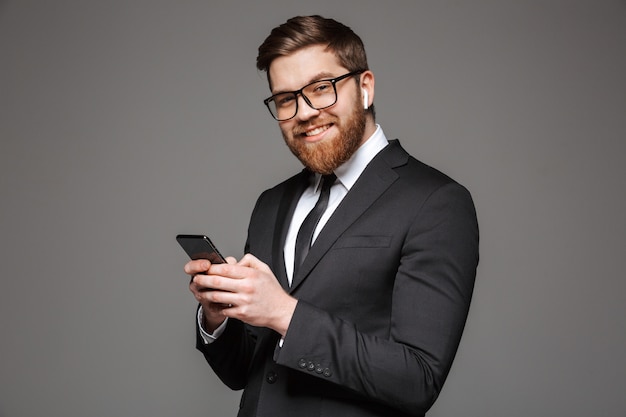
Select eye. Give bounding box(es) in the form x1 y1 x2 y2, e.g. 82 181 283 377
312 82 332 94
275 94 295 107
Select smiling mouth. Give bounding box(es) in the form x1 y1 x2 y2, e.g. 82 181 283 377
303 124 332 137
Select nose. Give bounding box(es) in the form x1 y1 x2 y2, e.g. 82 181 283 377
295 94 320 121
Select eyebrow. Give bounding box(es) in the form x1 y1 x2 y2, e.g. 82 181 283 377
271 71 339 95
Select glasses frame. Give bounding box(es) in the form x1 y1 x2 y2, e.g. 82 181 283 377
263 70 364 121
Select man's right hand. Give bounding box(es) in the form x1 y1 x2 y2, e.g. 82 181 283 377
185 258 236 333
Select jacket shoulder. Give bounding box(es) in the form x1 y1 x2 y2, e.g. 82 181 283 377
382 139 467 193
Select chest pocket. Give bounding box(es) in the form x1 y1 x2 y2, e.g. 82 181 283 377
333 235 391 249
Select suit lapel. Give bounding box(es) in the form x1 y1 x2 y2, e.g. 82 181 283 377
289 140 409 292
271 169 310 290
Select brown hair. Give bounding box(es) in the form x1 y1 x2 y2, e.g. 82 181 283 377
256 15 369 75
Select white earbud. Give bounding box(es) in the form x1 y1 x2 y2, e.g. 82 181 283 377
362 89 369 109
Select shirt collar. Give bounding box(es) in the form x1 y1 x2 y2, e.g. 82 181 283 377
325 124 388 191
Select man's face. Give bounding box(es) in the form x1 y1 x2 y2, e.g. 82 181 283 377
268 45 368 175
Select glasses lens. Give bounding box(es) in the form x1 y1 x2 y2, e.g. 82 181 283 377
268 93 297 121
302 80 337 110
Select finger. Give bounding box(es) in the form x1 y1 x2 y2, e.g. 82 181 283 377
184 259 211 275
189 280 206 303
189 275 208 295
237 253 271 273
225 256 237 265
208 262 250 281
191 273 218 292
199 287 237 308
194 271 243 294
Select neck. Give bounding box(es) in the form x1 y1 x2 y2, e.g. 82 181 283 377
360 119 377 146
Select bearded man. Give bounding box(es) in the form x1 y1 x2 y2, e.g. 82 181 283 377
185 15 479 417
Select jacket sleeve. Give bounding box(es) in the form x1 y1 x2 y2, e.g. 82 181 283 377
195 313 259 390
194 190 271 391
273 182 479 415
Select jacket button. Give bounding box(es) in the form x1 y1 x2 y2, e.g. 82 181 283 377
323 368 332 378
298 359 307 369
307 362 316 371
315 364 324 374
266 371 278 384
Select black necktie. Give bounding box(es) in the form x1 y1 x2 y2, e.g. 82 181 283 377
294 173 336 276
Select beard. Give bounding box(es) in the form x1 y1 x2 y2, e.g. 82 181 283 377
281 95 366 175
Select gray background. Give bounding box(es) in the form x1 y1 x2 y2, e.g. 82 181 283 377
1 1 625 416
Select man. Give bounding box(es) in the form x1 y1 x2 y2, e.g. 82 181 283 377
185 15 479 417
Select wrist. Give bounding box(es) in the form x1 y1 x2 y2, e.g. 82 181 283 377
202 308 226 333
274 297 298 338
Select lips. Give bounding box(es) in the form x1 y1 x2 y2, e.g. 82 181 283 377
294 121 336 142
304 124 332 137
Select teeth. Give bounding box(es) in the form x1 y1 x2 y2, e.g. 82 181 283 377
305 125 329 136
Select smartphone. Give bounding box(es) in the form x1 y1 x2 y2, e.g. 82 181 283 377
176 234 226 264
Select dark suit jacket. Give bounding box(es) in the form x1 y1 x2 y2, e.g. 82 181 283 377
197 140 479 417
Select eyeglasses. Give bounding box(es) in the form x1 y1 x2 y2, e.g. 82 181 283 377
263 71 364 121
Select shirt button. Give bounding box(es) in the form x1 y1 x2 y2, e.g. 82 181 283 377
266 371 278 384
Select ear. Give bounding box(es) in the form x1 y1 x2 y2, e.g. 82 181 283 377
359 70 375 109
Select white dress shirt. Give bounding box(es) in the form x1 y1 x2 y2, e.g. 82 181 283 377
199 125 389 343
